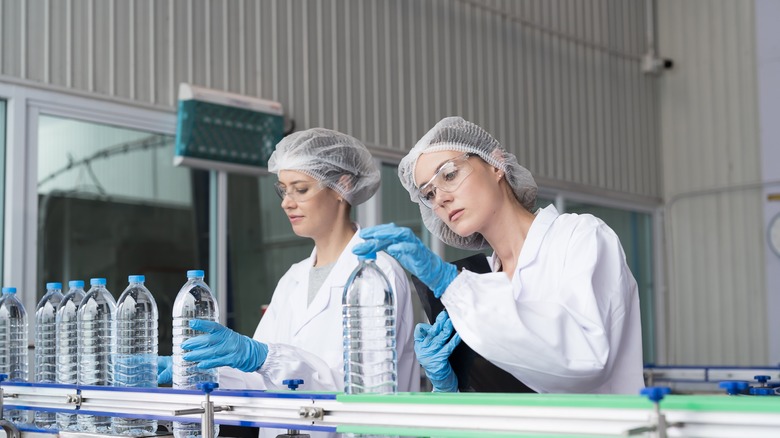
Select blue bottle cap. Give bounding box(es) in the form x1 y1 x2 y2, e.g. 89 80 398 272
187 270 205 278
358 252 377 261
46 282 63 290
68 280 85 288
128 275 145 283
2 287 16 294
90 278 107 286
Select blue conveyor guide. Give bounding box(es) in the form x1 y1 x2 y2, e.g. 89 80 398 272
3 381 780 437
644 365 780 394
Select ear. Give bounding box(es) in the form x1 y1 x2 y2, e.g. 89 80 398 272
493 166 504 182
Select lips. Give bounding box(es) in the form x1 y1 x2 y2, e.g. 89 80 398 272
288 215 303 223
448 209 464 222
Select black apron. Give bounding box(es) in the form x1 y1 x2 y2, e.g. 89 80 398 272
413 254 536 393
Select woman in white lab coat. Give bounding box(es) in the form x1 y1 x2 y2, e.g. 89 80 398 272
161 129 418 435
354 116 644 395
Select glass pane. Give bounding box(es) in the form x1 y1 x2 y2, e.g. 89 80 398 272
564 201 655 364
380 164 422 235
227 173 311 335
37 115 196 356
443 245 491 264
535 196 555 210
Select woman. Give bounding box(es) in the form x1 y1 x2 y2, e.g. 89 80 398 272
354 116 644 394
161 129 419 435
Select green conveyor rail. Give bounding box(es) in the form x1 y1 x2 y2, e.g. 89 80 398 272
333 392 780 436
335 391 780 413
335 426 614 438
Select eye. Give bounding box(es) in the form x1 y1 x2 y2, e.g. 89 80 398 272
422 188 436 202
295 187 309 195
442 167 460 182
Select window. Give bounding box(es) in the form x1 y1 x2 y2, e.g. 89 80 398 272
564 201 655 364
37 115 194 356
380 163 422 233
226 173 311 335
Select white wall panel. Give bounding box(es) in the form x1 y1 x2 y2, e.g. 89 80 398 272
1 0 661 201
658 0 766 365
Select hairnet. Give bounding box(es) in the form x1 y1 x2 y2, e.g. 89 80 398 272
398 117 537 250
268 128 380 206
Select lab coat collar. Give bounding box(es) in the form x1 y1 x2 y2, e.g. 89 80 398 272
291 223 362 336
490 204 560 273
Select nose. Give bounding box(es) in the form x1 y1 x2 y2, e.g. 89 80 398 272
281 193 296 209
432 189 453 209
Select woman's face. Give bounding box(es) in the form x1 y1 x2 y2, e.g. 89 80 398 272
276 170 343 239
414 150 504 238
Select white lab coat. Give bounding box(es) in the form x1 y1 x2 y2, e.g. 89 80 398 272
220 227 419 438
441 205 644 394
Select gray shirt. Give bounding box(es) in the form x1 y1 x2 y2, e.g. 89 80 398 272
308 262 336 306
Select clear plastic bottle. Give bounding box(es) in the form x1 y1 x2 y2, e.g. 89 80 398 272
56 280 86 431
34 282 64 428
77 278 116 433
0 287 29 424
172 270 219 438
342 252 397 394
112 275 158 436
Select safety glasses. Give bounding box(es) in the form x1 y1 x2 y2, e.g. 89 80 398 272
417 153 475 208
273 181 325 203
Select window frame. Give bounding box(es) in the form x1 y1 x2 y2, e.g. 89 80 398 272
0 82 176 316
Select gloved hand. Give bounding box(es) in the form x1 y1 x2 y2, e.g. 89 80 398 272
182 320 269 372
157 355 173 385
353 223 458 298
415 310 461 392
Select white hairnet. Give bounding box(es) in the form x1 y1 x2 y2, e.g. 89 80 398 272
268 128 380 206
398 117 537 250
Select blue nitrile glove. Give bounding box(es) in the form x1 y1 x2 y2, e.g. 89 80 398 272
353 223 459 298
182 320 269 372
157 355 173 384
415 310 461 392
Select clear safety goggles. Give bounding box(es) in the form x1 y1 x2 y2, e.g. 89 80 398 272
273 181 325 203
417 153 475 209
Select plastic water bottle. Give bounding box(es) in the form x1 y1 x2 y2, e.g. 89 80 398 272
77 278 116 433
56 280 86 431
34 282 64 428
172 270 219 438
342 252 397 394
112 275 158 435
0 287 29 424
